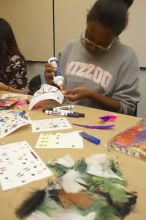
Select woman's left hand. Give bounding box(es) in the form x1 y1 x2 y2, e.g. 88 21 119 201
63 87 93 101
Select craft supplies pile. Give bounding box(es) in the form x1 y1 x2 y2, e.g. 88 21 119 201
16 154 137 220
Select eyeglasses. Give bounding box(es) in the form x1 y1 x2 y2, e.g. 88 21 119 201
81 32 114 52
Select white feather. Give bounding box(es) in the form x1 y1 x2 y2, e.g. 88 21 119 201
62 170 86 193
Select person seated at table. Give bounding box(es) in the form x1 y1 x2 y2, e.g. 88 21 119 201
0 18 28 93
31 0 140 116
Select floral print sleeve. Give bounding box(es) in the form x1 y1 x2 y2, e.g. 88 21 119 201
9 55 28 89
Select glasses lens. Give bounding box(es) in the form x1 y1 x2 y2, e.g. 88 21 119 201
82 32 114 51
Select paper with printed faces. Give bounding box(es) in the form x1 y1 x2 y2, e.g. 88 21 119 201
0 141 52 190
35 131 83 149
31 118 72 133
0 110 30 139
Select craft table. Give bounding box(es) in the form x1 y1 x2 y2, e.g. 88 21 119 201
0 91 145 220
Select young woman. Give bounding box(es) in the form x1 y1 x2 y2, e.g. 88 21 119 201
45 0 140 115
0 18 28 93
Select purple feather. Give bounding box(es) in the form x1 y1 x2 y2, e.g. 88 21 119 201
73 123 115 129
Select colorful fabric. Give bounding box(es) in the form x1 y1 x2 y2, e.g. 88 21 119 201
0 54 28 89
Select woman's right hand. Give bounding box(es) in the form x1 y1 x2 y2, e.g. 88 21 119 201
44 63 55 84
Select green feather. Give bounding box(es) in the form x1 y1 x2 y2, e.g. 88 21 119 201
94 205 118 220
47 163 68 176
38 198 60 217
111 161 124 179
103 180 128 203
74 159 87 172
79 197 118 220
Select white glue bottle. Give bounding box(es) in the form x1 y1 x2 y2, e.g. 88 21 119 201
48 57 64 91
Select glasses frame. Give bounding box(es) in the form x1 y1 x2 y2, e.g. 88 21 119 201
81 32 114 52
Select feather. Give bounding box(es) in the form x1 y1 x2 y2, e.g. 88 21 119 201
16 190 46 218
55 155 75 168
100 114 117 122
61 170 86 193
58 189 96 209
72 123 115 129
114 192 137 218
16 154 137 220
51 210 96 220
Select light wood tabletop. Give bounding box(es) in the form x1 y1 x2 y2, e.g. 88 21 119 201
0 92 145 220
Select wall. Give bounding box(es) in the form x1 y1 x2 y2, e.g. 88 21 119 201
54 0 146 67
120 0 146 67
0 0 145 66
137 69 146 118
0 0 53 61
54 0 95 55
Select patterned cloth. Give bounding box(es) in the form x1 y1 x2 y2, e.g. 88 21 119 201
0 55 28 89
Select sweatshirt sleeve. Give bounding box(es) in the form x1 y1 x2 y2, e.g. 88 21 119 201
112 49 140 116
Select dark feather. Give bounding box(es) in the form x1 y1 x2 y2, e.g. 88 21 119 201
114 192 137 218
15 190 46 218
99 191 137 218
49 189 60 204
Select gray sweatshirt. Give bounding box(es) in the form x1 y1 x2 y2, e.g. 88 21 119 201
58 38 140 115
